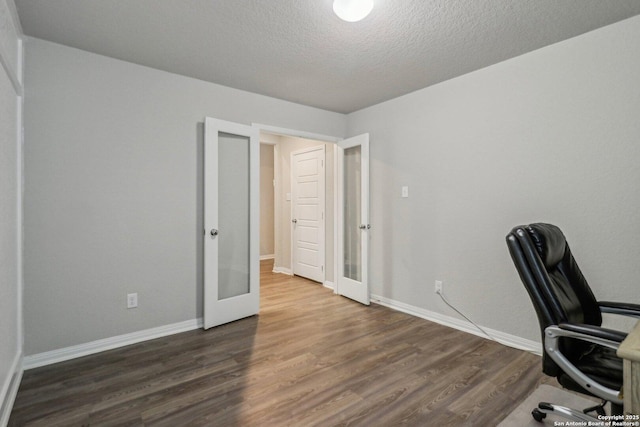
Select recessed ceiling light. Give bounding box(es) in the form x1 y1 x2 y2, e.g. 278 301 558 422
333 0 374 23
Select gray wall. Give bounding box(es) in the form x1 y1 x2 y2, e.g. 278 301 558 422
260 144 275 257
23 38 346 355
21 14 640 358
347 15 640 342
0 0 22 418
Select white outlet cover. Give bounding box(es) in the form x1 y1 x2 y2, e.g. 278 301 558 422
435 280 443 293
127 293 138 308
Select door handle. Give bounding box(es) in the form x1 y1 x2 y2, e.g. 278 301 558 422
210 229 219 237
292 219 298 224
359 224 371 230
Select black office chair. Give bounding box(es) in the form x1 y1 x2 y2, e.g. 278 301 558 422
506 223 640 422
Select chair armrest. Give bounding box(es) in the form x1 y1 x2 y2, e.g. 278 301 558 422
599 301 640 319
544 325 623 404
558 322 627 344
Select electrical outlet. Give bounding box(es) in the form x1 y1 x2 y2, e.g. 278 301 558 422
127 293 138 309
434 280 443 294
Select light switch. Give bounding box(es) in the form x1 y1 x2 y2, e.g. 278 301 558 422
401 186 409 198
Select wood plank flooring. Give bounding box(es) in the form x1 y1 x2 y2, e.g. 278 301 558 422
10 260 553 426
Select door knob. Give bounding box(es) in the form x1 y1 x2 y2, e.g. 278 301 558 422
359 224 371 230
292 219 298 224
210 229 218 237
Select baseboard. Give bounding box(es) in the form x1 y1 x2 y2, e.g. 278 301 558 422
1 352 23 427
370 294 541 355
23 318 204 370
259 254 275 261
323 280 335 290
272 266 293 275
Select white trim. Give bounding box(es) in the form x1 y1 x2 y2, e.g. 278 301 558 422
323 281 335 290
260 254 275 260
333 144 339 295
253 123 342 144
23 318 203 370
272 266 293 275
0 352 22 427
370 294 541 355
1 26 25 426
16 35 24 363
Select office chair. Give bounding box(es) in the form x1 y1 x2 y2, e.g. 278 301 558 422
506 223 640 423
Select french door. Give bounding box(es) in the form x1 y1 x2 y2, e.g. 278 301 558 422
204 117 259 329
337 134 370 305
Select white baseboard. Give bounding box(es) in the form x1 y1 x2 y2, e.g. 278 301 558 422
16 295 539 382
260 254 275 260
323 280 335 290
1 352 23 427
272 266 293 275
23 318 204 370
370 294 541 355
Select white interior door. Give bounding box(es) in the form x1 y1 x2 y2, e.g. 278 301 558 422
337 134 370 305
291 145 325 283
204 117 259 329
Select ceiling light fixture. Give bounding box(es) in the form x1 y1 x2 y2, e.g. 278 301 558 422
333 0 374 22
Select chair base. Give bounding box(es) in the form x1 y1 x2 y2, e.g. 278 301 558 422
532 400 610 423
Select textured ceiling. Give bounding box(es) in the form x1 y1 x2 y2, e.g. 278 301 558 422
14 0 640 113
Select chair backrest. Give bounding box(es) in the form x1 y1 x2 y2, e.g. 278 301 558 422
506 223 601 376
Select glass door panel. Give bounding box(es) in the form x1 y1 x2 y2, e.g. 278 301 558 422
343 145 362 282
218 132 250 300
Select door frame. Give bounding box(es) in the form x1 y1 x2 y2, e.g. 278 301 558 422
253 124 368 302
254 123 341 291
290 144 326 283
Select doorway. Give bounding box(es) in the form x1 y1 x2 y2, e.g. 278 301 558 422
259 131 336 288
203 119 370 331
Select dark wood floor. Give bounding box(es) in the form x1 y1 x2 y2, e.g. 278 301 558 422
10 260 553 426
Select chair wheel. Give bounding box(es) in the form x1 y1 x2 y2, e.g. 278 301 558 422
532 408 547 422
